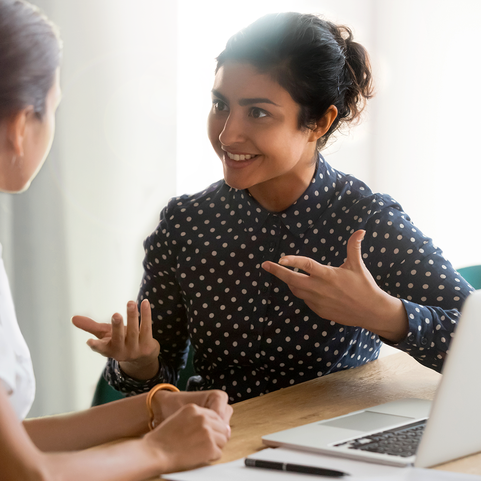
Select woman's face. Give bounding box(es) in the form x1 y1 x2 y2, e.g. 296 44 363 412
0 68 61 193
208 62 319 211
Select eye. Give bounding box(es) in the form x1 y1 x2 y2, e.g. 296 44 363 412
212 99 229 113
250 107 268 119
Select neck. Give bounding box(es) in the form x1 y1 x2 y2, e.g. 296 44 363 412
248 161 317 212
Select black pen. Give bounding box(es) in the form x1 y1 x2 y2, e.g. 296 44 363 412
245 458 349 477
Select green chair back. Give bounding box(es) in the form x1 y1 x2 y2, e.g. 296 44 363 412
177 344 196 391
457 265 481 290
91 375 125 406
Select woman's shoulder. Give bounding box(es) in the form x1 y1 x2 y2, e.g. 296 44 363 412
164 179 228 211
146 180 236 245
321 158 404 214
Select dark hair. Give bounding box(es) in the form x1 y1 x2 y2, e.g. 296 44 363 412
216 12 374 150
0 0 62 120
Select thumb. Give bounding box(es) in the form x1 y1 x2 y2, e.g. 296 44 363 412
344 229 366 270
86 338 112 357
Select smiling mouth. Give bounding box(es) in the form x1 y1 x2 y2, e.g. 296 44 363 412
225 151 259 162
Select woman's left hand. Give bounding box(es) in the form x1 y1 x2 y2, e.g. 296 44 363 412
150 389 233 429
262 230 408 342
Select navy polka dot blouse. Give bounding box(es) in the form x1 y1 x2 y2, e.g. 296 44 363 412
105 155 473 402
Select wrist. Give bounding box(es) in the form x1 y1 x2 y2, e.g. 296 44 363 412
131 436 168 478
150 390 171 425
119 356 160 381
147 384 180 430
142 431 175 475
366 292 409 343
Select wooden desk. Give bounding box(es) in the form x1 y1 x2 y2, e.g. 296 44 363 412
159 352 481 479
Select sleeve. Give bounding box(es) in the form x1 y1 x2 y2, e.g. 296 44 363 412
0 320 15 394
361 198 473 372
104 201 190 394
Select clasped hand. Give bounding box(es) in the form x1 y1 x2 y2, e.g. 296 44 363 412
146 393 233 472
262 230 408 342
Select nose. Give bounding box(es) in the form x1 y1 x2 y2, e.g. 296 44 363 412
218 111 246 147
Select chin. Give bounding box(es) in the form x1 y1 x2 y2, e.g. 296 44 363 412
15 181 32 193
0 178 32 194
222 170 253 191
223 177 250 191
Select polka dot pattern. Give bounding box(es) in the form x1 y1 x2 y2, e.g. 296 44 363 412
105 156 473 402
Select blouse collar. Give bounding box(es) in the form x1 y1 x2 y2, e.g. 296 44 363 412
226 154 339 237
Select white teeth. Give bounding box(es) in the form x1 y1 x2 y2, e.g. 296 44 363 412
226 151 257 161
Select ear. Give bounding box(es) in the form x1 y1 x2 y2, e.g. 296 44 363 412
308 105 338 142
6 107 33 157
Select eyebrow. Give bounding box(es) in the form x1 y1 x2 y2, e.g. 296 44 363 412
211 89 280 107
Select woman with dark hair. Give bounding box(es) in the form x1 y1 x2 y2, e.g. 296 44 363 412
0 1 231 479
78 13 472 403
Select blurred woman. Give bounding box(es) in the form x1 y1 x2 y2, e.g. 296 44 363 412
0 1 231 480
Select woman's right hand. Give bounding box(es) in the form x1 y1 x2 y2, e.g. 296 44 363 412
72 299 160 380
145 403 231 474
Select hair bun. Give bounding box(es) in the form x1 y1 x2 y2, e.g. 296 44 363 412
332 24 374 124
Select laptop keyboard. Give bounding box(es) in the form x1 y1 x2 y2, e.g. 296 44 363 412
333 419 427 458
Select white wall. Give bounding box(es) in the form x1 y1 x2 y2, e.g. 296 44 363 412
58 0 180 411
370 0 481 270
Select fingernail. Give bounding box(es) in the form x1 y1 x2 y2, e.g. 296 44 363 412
112 316 121 325
278 257 287 265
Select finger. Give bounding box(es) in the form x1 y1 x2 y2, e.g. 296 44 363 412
207 414 232 447
71 316 112 339
125 301 140 344
278 255 324 275
344 229 366 270
210 425 230 450
225 404 233 426
183 405 232 442
110 313 125 346
205 392 232 423
262 259 312 287
139 299 153 342
193 406 231 439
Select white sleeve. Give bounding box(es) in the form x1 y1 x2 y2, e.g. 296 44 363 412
0 318 16 395
0 248 35 419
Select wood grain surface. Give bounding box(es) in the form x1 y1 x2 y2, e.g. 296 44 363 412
156 352 481 479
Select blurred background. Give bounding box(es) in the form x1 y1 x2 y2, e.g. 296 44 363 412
0 0 479 417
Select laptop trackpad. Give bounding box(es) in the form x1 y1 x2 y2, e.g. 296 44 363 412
322 411 414 432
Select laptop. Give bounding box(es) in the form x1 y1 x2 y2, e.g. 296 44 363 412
263 289 481 468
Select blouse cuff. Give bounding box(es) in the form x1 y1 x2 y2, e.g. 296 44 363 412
387 299 445 371
105 358 164 395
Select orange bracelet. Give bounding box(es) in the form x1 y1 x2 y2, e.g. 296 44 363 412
146 383 180 431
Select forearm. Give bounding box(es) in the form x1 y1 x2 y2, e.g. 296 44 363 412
42 437 160 481
1 387 162 481
364 290 409 343
120 357 160 381
24 393 150 452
